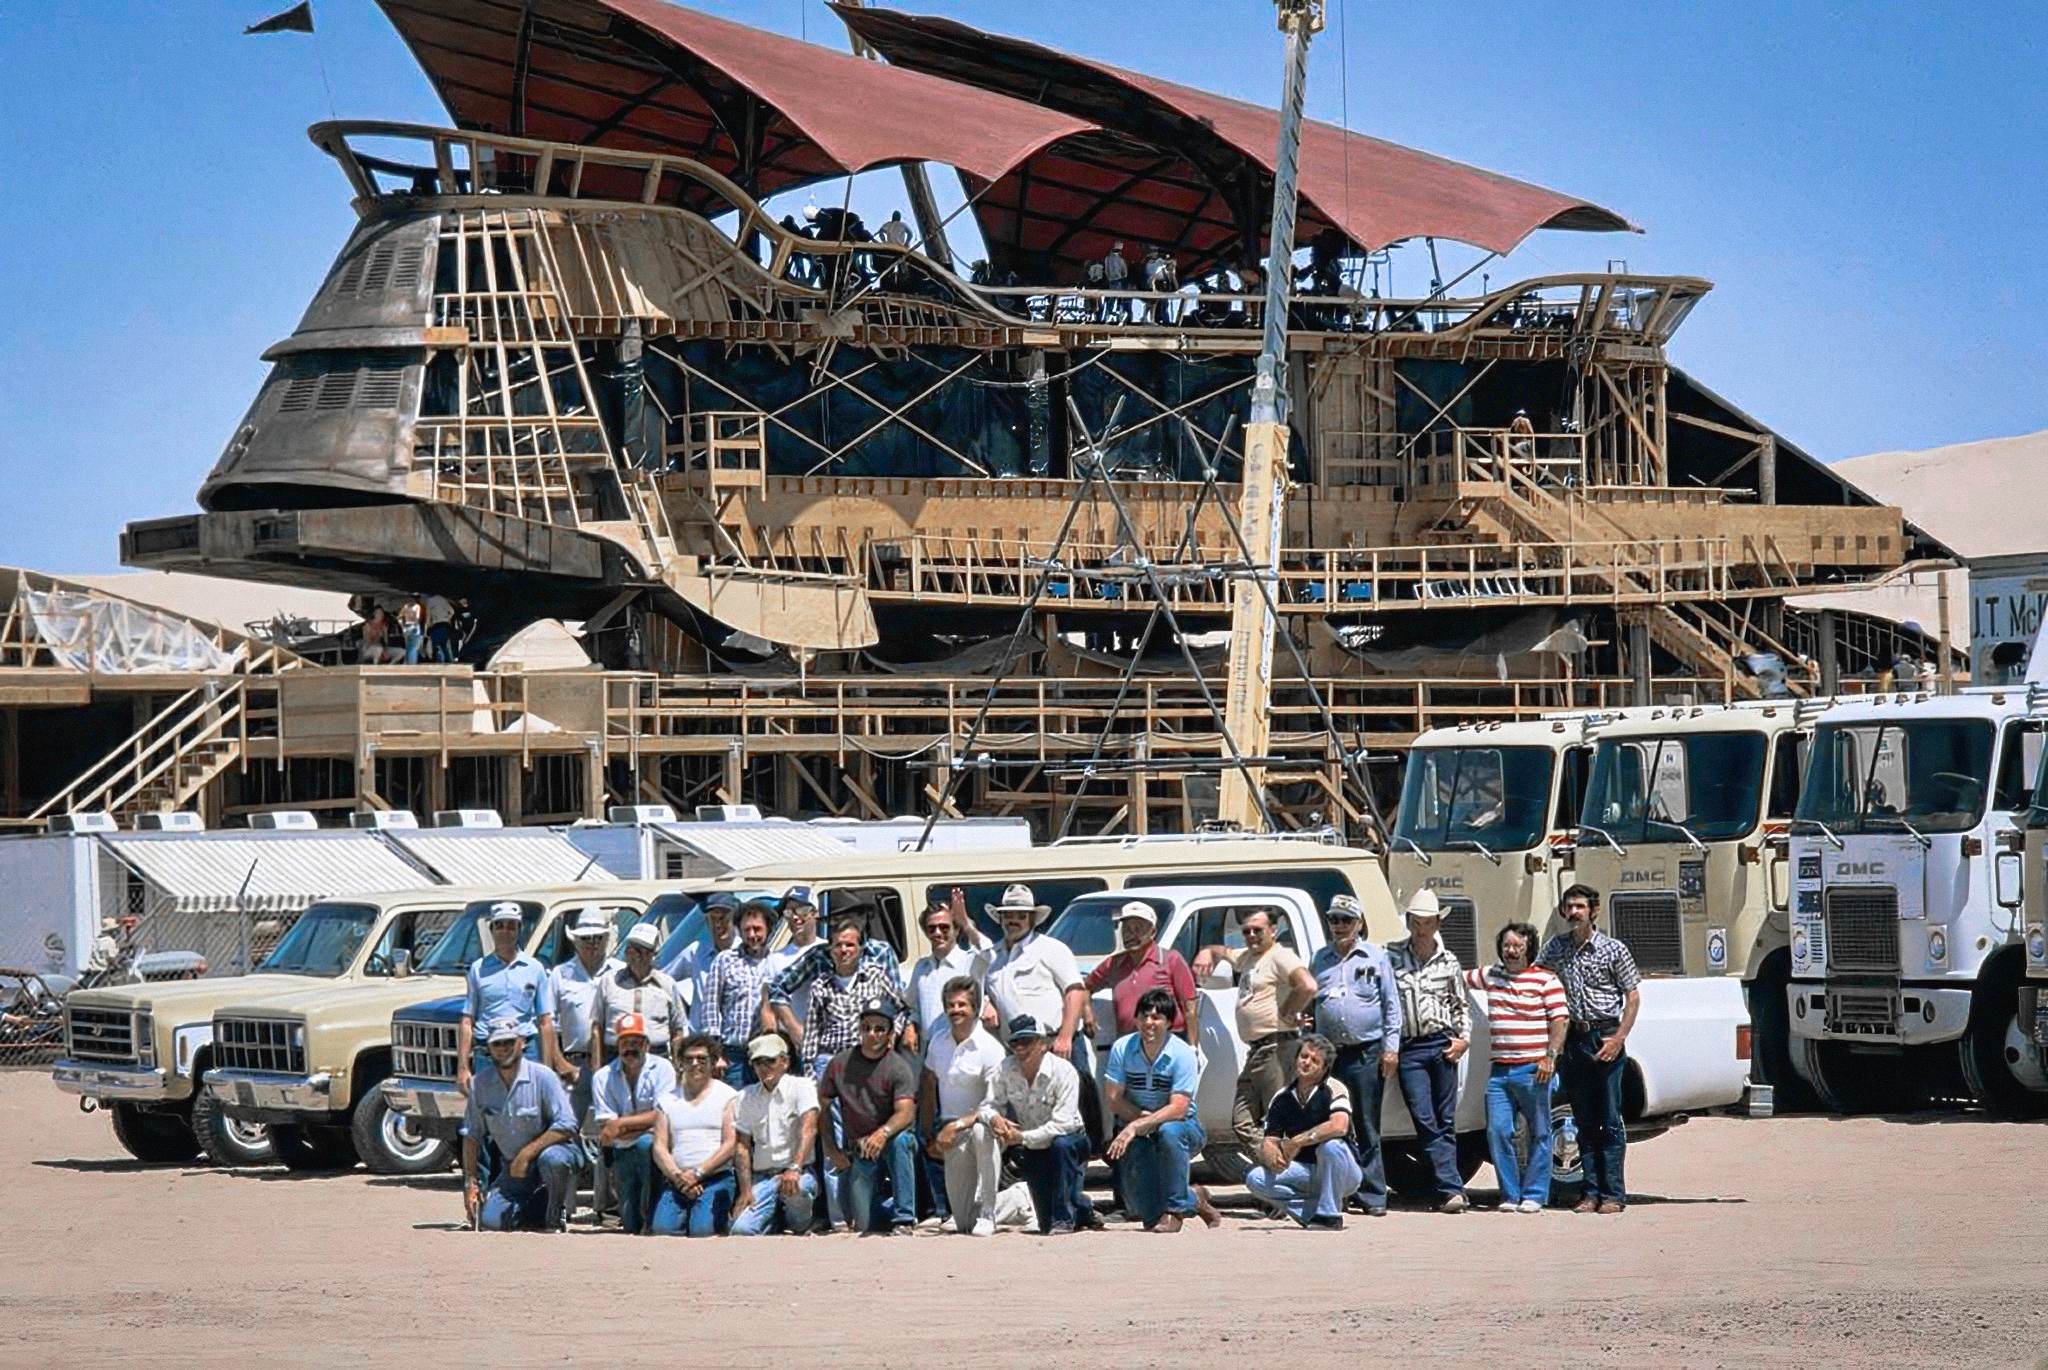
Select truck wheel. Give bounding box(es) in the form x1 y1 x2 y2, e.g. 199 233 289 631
1958 959 2048 1118
350 1086 453 1175
1745 959 1820 1112
1793 1040 1912 1114
1197 1143 1253 1185
269 1123 359 1172
108 1102 200 1164
1544 1100 1584 1207
192 1090 274 1167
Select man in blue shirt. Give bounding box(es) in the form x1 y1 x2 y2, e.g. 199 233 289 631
462 1018 582 1232
457 901 559 1096
1308 893 1402 1216
1103 988 1218 1232
1246 1033 1362 1229
591 1012 678 1234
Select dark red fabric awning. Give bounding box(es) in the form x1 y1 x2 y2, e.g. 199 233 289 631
376 0 1092 200
835 5 1634 260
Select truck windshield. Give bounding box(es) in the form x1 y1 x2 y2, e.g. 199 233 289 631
1798 718 1995 835
1045 894 1177 958
1583 731 1768 844
415 900 545 976
1395 746 1554 853
257 903 380 977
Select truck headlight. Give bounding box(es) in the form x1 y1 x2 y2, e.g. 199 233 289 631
1927 930 1948 967
2027 927 2047 965
133 1012 156 1068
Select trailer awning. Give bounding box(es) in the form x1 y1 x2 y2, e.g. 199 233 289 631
101 832 434 914
383 829 617 889
650 823 852 876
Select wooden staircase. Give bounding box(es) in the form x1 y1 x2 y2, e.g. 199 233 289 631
20 676 264 828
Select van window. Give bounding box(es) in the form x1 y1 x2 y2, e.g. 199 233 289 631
921 879 1109 945
1767 732 1806 820
1170 902 1299 963
364 907 460 977
820 886 909 960
1045 894 1176 958
1140 868 1352 915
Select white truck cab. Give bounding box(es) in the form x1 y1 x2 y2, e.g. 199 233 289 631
1788 687 2048 1111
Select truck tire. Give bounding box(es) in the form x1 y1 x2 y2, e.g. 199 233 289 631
1543 1099 1584 1208
350 1084 453 1175
269 1123 359 1172
192 1090 274 1167
1793 1040 1914 1114
109 1102 201 1164
1958 958 2048 1118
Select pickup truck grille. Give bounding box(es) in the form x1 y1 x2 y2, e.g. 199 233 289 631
1824 887 1900 973
1609 892 1685 975
213 1017 305 1075
65 1007 136 1064
393 1019 461 1082
1435 896 1479 971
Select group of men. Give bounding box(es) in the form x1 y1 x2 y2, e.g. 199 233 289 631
453 874 1642 1235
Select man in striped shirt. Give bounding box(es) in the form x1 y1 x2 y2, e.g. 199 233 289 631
1465 922 1568 1212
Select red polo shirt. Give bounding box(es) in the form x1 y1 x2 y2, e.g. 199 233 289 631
1085 942 1198 1034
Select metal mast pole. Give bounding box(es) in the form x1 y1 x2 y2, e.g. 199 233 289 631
1218 0 1323 830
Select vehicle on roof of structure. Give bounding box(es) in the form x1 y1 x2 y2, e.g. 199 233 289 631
1788 685 2048 1113
200 883 675 1173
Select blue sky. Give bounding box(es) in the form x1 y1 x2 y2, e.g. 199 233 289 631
3 1 2043 572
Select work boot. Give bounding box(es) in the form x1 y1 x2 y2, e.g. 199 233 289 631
1573 1197 1599 1214
1596 1199 1626 1215
1193 1185 1222 1229
1155 1212 1185 1233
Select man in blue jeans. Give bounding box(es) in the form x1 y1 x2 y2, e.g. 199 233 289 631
590 1013 676 1233
1465 923 1569 1212
1387 890 1472 1213
1103 988 1219 1232
819 1000 919 1233
1310 893 1402 1216
1538 885 1641 1214
983 1014 1095 1233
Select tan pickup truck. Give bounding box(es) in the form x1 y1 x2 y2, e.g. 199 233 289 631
202 884 663 1172
52 894 461 1166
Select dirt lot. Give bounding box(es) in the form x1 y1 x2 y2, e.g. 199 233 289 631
2 1073 2043 1369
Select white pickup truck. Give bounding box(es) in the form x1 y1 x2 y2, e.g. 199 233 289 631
1044 884 1752 1198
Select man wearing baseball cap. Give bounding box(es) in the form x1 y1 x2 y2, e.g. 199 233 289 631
819 998 920 1233
731 1032 821 1236
458 900 557 1097
462 1017 580 1232
590 1012 676 1234
663 892 740 1032
1310 892 1402 1216
1387 889 1472 1213
981 1013 1096 1233
595 922 689 1066
1085 900 1199 1044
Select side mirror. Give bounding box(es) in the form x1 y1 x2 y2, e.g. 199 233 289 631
1995 850 2024 910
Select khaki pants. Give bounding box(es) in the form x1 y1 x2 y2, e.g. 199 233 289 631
1232 1034 1300 1152
940 1118 1000 1232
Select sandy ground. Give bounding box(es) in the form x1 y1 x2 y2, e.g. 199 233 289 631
2 1072 2044 1369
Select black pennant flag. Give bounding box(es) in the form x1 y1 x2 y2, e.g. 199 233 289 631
245 2 314 34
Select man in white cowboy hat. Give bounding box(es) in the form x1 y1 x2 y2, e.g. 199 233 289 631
458 900 557 1097
548 906 613 1110
982 884 1090 1065
1387 888 1472 1212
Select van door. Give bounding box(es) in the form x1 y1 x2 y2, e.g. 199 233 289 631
363 906 461 978
1166 897 1312 1143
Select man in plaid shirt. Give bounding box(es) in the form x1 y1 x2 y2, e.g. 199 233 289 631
767 916 908 1074
700 900 781 1087
1538 884 1641 1214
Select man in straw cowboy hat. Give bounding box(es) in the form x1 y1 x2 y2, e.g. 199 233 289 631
1387 889 1472 1212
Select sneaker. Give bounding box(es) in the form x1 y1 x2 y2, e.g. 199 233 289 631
1518 1199 1544 1214
1440 1194 1468 1214
1497 1201 1518 1212
970 1218 995 1237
